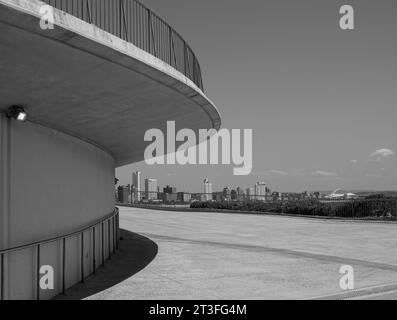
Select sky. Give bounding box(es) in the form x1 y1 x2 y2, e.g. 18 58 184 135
116 0 397 193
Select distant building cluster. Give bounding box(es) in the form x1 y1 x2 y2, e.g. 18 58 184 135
116 171 339 205
117 171 192 204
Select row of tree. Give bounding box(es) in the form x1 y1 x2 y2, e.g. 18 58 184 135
190 199 397 219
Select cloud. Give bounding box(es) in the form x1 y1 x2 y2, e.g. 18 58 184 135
370 149 394 162
350 160 358 164
311 170 339 177
264 170 288 176
291 169 306 176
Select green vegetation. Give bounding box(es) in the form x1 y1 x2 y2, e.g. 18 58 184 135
190 199 397 219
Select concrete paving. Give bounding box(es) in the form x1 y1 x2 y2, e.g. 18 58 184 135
69 207 397 300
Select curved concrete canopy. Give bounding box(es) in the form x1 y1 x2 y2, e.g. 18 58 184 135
0 0 221 166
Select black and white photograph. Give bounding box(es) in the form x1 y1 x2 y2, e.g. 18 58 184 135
0 0 397 309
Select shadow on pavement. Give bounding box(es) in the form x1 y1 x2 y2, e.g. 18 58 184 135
54 229 158 300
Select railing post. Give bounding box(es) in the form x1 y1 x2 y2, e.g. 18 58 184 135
148 9 151 54
1 253 4 300
120 0 129 42
115 212 118 249
92 227 96 274
108 219 111 260
116 211 120 249
184 41 187 75
169 27 173 67
36 245 40 300
169 29 177 69
62 238 66 294
81 233 84 283
102 222 105 266
86 0 92 24
193 56 196 84
113 216 116 254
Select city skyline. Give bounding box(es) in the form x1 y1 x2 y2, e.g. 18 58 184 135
117 163 397 194
117 0 397 192
118 170 379 197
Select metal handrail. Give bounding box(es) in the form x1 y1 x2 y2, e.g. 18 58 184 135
0 208 120 300
42 0 204 91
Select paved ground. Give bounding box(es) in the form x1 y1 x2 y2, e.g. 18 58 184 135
66 207 397 300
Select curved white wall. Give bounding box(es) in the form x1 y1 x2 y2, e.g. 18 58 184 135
0 115 115 299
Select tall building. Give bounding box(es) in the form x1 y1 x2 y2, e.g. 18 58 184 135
132 171 142 202
223 187 232 201
203 179 213 201
145 179 158 200
163 185 177 202
231 189 237 201
236 187 246 201
246 187 255 200
255 182 267 201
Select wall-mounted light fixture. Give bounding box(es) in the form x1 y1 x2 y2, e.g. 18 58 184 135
5 105 27 122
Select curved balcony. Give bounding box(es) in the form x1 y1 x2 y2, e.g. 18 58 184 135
0 0 221 166
42 0 204 91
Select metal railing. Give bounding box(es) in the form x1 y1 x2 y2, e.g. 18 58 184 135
42 0 204 90
188 198 397 219
0 208 120 300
